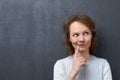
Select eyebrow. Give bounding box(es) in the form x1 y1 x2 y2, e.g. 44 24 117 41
71 30 90 34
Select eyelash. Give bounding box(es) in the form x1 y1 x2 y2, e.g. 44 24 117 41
84 32 89 36
73 34 79 37
72 32 89 37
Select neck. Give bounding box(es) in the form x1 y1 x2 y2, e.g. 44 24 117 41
82 52 91 62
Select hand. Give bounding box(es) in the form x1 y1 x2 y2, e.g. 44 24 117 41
69 46 86 78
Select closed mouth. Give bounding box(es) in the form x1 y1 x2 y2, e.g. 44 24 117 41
78 44 85 47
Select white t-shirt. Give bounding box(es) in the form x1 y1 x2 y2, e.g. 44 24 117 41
54 55 112 80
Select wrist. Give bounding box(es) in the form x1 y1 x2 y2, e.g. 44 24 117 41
68 72 76 80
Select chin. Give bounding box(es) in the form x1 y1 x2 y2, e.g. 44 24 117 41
78 48 86 52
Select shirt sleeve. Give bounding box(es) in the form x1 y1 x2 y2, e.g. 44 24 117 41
53 60 65 80
103 60 112 80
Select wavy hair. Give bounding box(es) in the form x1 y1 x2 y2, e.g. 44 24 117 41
63 15 96 55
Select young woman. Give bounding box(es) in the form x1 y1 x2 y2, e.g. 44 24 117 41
54 15 112 80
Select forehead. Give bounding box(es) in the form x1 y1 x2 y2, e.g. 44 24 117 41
69 21 90 33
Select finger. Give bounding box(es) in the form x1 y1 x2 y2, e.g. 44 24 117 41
77 57 85 60
77 57 85 62
74 45 79 59
78 58 86 65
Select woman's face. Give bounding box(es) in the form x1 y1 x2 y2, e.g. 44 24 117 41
69 21 92 52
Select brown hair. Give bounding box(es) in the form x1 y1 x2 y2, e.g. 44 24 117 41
63 15 96 55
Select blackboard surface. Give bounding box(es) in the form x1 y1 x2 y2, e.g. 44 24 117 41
0 0 119 80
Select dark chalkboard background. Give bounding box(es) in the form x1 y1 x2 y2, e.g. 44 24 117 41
0 0 119 80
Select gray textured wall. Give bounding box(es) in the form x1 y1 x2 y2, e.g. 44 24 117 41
0 0 119 80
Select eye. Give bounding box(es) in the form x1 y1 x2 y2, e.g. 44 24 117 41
72 33 79 38
83 32 89 36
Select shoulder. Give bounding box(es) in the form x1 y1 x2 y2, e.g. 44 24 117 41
93 56 112 79
91 56 111 68
54 56 72 69
89 56 111 71
53 56 73 79
92 55 108 63
54 56 72 66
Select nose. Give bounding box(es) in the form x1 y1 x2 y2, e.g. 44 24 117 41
78 35 85 43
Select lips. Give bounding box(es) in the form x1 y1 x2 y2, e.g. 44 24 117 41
78 44 85 47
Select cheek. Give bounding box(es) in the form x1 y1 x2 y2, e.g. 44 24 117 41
86 37 92 47
70 36 78 43
87 40 91 47
69 38 77 48
70 39 77 43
